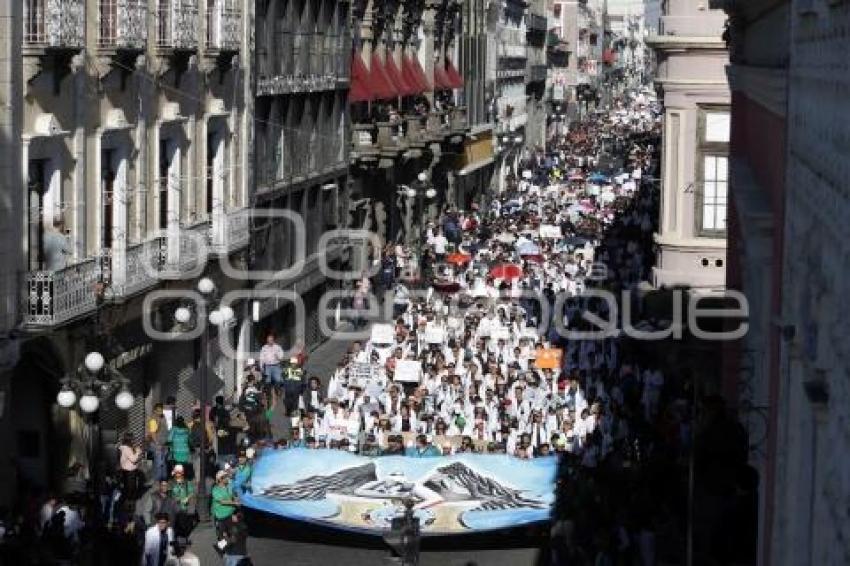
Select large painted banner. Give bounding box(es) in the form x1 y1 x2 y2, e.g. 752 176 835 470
239 449 557 535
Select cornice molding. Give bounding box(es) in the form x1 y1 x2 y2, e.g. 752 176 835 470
726 64 787 118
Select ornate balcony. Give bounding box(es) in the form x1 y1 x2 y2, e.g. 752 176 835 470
98 0 147 50
156 0 199 51
158 222 209 277
210 208 251 255
377 122 407 154
23 0 85 49
256 30 346 96
404 116 427 146
206 0 241 52
25 258 102 327
111 238 166 297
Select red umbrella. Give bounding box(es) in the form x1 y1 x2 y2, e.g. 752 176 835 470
446 252 472 266
489 263 523 281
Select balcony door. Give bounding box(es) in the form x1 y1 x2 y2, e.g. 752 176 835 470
101 144 129 286
158 135 181 266
158 137 179 231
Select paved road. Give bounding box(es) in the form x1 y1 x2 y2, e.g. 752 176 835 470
189 520 543 566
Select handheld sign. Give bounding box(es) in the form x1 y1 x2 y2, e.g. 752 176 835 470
424 327 445 344
539 225 563 239
349 362 376 386
534 349 563 370
394 360 422 383
370 323 395 345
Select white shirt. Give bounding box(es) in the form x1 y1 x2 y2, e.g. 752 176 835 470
432 235 448 254
259 343 284 367
142 525 175 565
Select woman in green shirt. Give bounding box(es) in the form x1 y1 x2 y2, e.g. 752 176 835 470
168 416 192 476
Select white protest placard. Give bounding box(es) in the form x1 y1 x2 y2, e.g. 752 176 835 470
348 362 376 386
394 360 422 383
370 323 395 345
539 225 563 239
424 326 445 344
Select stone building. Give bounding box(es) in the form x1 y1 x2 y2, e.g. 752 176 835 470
720 0 850 564
647 0 729 291
348 0 479 248
250 0 352 351
3 0 256 503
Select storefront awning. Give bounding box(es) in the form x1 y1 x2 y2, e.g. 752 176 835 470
384 52 416 97
444 58 464 89
433 61 451 91
369 51 398 100
349 50 373 103
403 53 430 93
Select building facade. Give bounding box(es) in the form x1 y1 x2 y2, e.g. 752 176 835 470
0 0 23 507
547 0 579 124
490 0 529 191
251 0 352 351
4 0 254 498
720 0 850 564
647 0 729 291
348 0 478 249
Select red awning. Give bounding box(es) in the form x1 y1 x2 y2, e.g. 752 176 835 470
349 50 373 103
369 51 398 100
384 52 415 96
433 61 451 91
403 54 430 93
444 58 464 89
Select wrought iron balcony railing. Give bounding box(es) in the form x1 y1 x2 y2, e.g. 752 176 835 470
257 30 349 95
23 0 85 49
156 0 199 50
159 222 210 276
206 0 241 52
25 257 101 327
99 0 147 49
210 207 251 255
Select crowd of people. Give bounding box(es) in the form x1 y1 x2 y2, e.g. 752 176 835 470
0 89 687 566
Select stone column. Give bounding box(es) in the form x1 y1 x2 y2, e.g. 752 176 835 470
421 3 437 104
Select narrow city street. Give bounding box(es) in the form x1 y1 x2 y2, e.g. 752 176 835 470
7 0 848 565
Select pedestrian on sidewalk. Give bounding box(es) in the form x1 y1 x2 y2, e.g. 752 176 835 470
142 512 174 566
221 510 250 566
259 333 284 387
147 403 170 483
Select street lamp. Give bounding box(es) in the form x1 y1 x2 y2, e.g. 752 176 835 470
174 276 234 522
56 351 133 413
56 348 133 489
